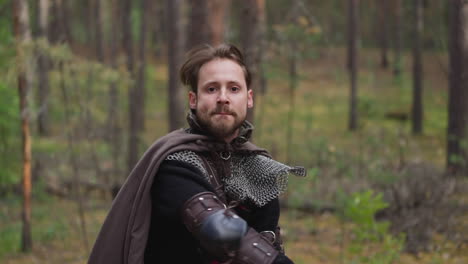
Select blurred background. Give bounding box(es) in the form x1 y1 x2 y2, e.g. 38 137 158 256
1 0 468 263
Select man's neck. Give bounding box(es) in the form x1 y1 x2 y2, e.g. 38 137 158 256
222 129 240 143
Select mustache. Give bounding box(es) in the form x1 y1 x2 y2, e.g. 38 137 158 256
210 105 236 116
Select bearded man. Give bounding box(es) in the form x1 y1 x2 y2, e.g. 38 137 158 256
88 44 305 264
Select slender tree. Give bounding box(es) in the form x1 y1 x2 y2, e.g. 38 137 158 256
107 0 122 183
59 64 89 252
187 0 210 50
13 0 33 252
208 0 230 46
447 0 468 176
135 0 147 132
122 0 139 173
149 0 165 56
411 0 424 134
286 46 298 164
347 0 359 131
92 0 104 62
50 0 72 44
167 0 185 131
393 0 403 77
37 0 50 136
378 0 389 68
241 0 266 123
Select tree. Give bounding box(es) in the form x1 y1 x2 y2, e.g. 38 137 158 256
447 0 468 176
166 0 185 131
274 0 319 163
208 0 230 46
240 0 266 123
378 0 389 69
106 0 123 184
37 0 50 136
135 0 147 133
347 0 359 131
13 0 33 252
187 0 211 50
91 0 104 62
49 0 72 44
393 0 403 77
121 0 140 174
411 0 424 134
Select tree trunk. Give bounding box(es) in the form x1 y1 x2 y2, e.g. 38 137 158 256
166 0 185 131
92 0 104 62
122 0 140 173
348 0 359 131
49 0 71 44
37 0 50 136
393 0 403 77
107 0 122 183
208 0 230 46
59 63 89 252
411 0 424 134
134 0 147 135
378 0 389 69
149 0 165 57
187 0 210 50
447 0 468 176
241 0 266 124
13 0 33 252
286 50 298 164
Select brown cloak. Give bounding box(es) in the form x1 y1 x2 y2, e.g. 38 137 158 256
88 129 266 264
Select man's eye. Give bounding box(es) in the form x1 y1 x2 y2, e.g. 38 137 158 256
207 87 216 92
231 87 240 92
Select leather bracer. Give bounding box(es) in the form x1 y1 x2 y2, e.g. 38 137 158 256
232 228 279 264
182 192 248 261
260 227 284 254
182 192 280 264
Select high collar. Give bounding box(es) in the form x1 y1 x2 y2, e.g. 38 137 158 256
186 111 254 150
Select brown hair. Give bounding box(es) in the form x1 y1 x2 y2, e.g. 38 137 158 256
180 43 251 92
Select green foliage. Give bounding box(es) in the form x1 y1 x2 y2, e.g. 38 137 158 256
0 196 69 259
337 190 405 264
0 222 20 258
339 190 388 236
358 95 380 121
287 173 316 209
0 81 20 188
0 16 19 190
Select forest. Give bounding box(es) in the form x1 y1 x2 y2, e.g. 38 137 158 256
1 0 468 263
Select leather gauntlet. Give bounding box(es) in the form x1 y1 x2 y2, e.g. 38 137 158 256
182 192 226 232
232 228 279 264
182 192 248 261
182 192 280 264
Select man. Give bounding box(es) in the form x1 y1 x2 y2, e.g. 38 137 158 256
88 44 305 264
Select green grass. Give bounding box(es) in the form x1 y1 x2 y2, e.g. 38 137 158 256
0 195 70 259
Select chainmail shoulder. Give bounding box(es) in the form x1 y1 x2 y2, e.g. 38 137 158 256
164 150 306 207
225 154 306 207
165 150 211 182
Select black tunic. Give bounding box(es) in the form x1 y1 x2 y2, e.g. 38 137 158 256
144 160 280 263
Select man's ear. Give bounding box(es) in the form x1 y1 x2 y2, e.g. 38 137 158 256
247 89 254 108
189 91 197 109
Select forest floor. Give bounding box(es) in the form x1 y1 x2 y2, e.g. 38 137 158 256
1 193 467 264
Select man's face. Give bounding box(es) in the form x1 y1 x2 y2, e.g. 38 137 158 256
189 58 253 142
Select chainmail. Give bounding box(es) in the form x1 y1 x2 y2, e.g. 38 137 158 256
165 150 306 207
226 153 306 206
165 150 209 180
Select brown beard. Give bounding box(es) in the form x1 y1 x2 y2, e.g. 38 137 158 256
197 106 244 141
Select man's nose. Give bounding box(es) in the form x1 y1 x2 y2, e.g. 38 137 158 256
217 88 230 104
